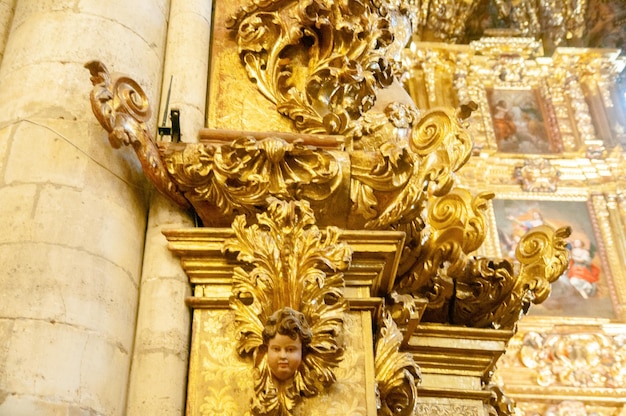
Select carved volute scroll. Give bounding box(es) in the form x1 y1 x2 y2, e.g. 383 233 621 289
226 0 418 142
84 61 191 210
223 198 352 416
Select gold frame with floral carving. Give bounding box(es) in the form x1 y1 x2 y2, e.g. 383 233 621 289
485 190 626 414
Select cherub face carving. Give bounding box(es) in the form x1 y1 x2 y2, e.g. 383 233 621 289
267 333 303 381
262 307 312 382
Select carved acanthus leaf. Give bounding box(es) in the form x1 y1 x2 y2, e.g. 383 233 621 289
353 106 474 230
227 0 417 141
224 198 352 416
160 137 343 218
375 310 421 416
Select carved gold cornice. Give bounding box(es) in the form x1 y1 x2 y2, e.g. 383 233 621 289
87 59 571 335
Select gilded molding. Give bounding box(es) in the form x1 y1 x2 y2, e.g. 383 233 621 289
415 402 482 416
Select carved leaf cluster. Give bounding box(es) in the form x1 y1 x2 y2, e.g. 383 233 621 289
228 0 417 139
374 311 421 416
224 199 352 415
161 137 342 218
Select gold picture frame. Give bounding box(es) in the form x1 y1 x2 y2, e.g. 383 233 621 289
491 197 621 322
486 88 563 155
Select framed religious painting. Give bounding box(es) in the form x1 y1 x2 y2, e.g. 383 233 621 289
488 193 626 414
401 36 624 158
486 88 563 155
491 197 620 321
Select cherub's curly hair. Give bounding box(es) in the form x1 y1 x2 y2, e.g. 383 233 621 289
262 307 312 346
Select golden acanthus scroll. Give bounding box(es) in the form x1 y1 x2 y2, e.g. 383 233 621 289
225 198 351 415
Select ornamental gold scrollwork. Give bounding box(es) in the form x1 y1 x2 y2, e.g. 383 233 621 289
453 224 571 329
513 158 560 192
223 198 352 416
84 60 191 210
519 330 626 388
226 0 417 143
374 310 421 416
393 188 495 322
159 137 343 221
353 105 475 230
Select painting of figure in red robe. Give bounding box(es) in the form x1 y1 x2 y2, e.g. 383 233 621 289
493 199 616 319
487 89 563 155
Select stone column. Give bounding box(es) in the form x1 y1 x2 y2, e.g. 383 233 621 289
0 1 169 415
0 0 15 64
125 0 213 415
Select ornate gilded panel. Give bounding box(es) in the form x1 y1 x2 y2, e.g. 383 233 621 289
402 31 626 414
186 310 373 416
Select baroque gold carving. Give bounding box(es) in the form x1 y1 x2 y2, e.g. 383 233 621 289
86 58 572 331
84 61 191 210
519 330 626 388
223 198 352 416
415 403 482 416
484 383 517 416
374 310 421 416
226 0 417 144
454 224 571 329
160 137 343 223
513 158 560 192
491 0 587 50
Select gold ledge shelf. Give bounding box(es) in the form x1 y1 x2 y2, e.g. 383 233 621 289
405 323 515 379
163 227 405 309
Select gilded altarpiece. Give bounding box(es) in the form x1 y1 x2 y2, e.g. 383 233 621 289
403 36 626 414
85 2 602 415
